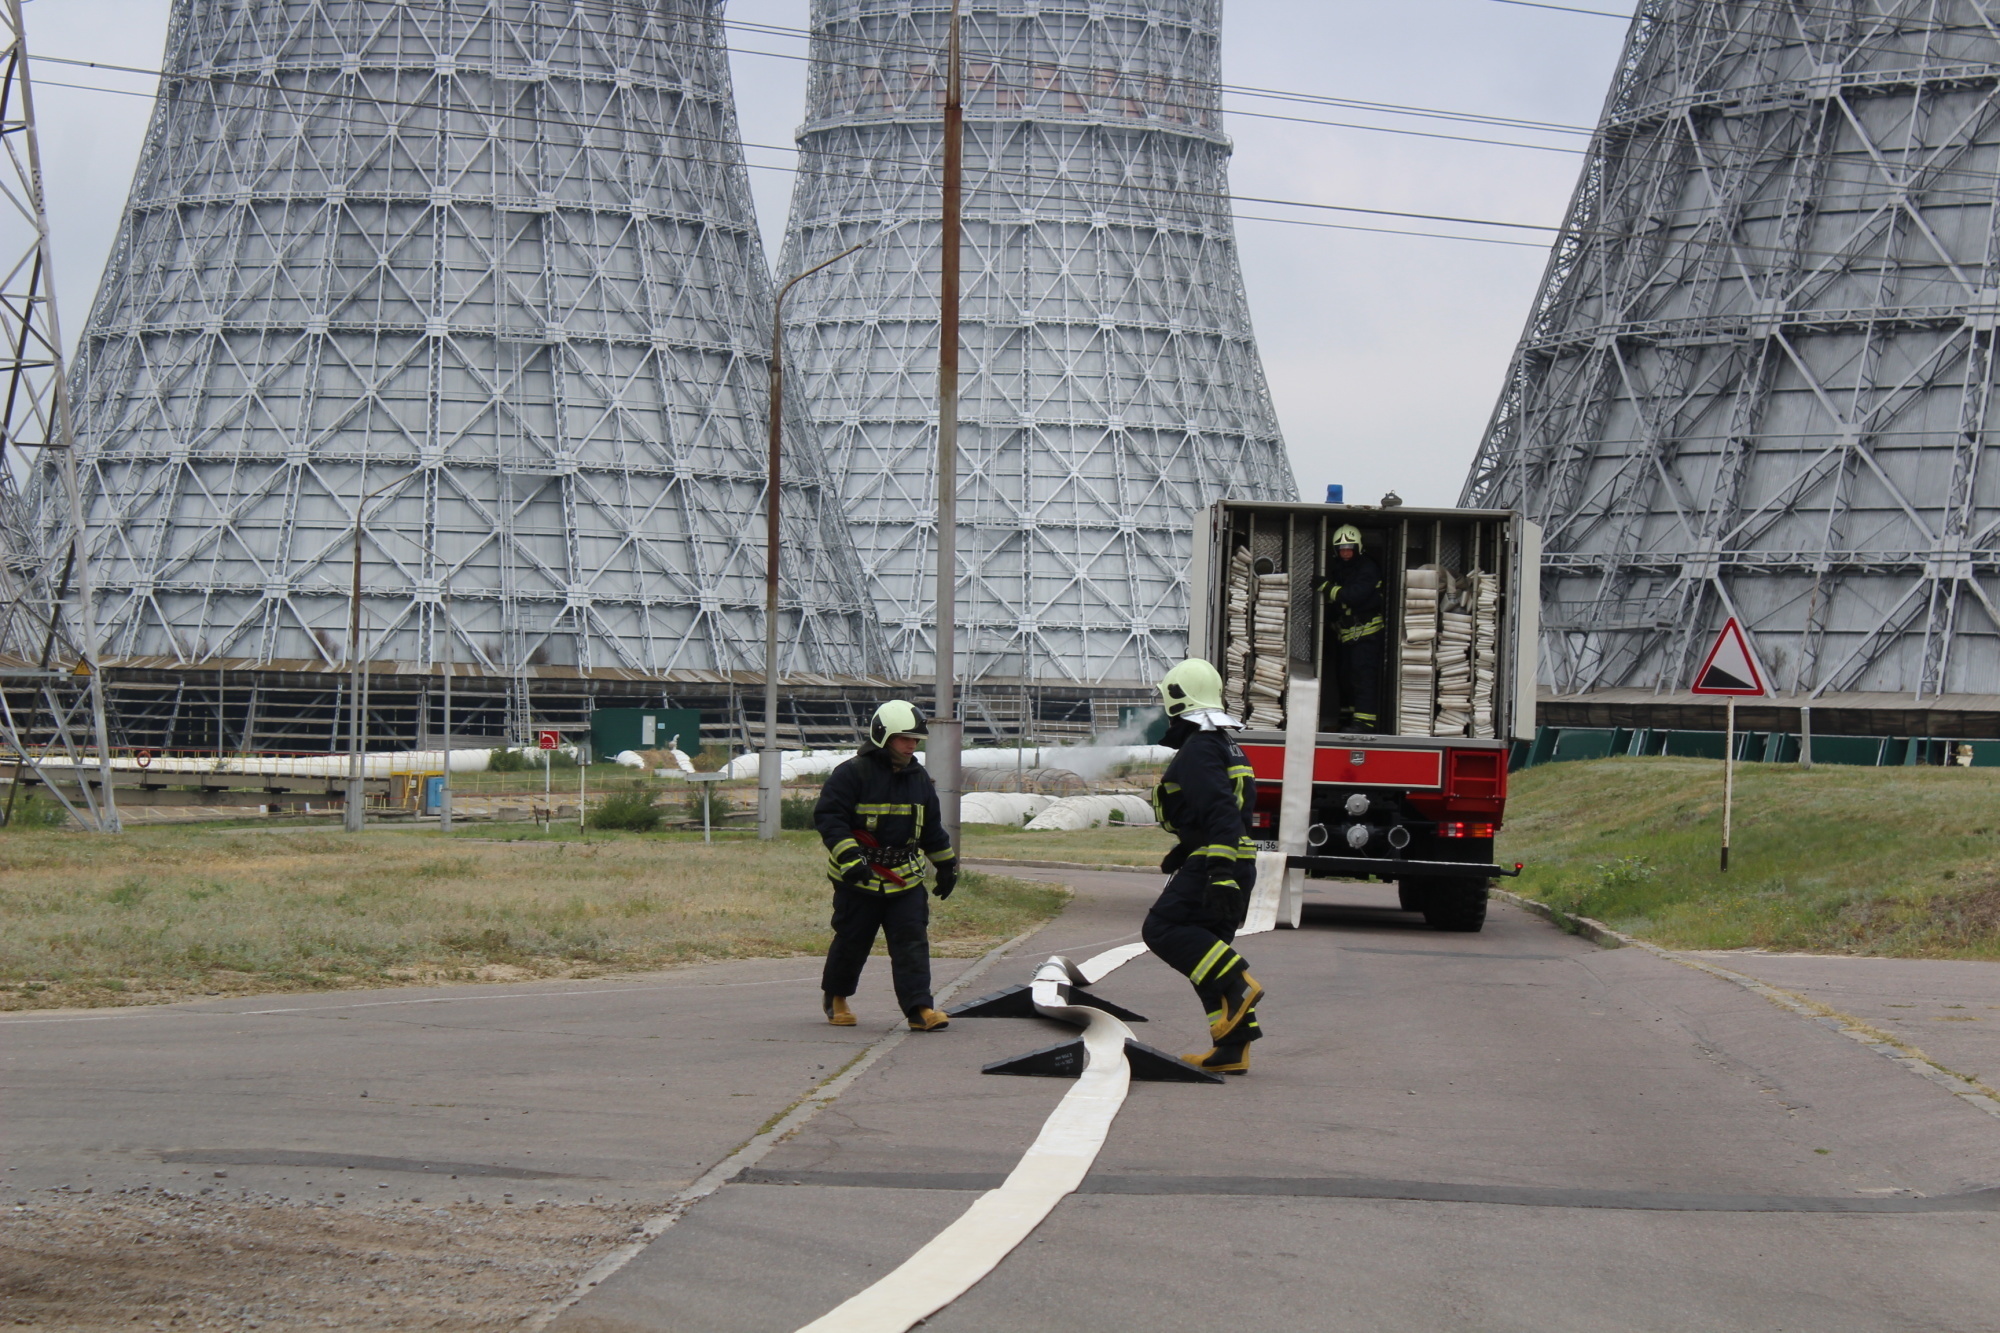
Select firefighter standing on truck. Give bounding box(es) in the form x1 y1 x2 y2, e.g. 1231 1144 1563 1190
814 700 957 1032
1317 523 1385 733
1141 659 1266 1075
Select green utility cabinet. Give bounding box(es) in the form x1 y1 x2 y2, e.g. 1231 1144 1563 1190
1116 705 1170 745
591 708 703 758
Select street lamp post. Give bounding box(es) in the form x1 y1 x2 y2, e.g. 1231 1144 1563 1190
759 236 874 840
933 0 966 851
345 472 412 832
438 583 452 833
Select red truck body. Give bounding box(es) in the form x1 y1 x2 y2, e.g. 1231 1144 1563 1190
1193 501 1540 930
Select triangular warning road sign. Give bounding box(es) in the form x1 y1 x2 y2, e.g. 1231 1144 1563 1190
1691 618 1768 696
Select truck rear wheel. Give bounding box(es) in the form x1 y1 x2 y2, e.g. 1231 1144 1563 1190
1420 882 1488 932
1396 881 1431 913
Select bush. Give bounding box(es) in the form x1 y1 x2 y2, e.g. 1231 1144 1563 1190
683 787 731 822
488 747 530 773
3 792 70 830
587 789 662 832
781 795 817 830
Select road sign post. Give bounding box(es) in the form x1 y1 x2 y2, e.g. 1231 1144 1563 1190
1690 618 1769 872
538 730 559 826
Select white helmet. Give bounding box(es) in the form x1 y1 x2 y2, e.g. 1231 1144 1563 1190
869 699 929 748
1157 659 1225 719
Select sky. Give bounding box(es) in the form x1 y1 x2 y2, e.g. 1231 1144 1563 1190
25 0 1635 509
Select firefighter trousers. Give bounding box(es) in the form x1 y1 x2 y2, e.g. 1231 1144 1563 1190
1338 631 1384 732
1140 864 1262 1043
822 884 934 1015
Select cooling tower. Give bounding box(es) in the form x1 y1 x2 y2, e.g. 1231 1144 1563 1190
778 0 1295 687
63 0 884 684
1466 0 2000 705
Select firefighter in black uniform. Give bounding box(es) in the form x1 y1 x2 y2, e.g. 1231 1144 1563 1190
1141 658 1266 1075
814 700 958 1032
1317 523 1386 733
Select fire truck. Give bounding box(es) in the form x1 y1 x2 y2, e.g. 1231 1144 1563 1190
1191 500 1540 932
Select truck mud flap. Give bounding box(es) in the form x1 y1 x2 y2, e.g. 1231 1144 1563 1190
1286 855 1523 881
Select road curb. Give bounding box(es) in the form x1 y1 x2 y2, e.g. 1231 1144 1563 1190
1491 888 1628 948
964 857 1156 874
1495 888 2000 1124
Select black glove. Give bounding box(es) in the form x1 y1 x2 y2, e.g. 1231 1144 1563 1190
931 864 959 900
839 861 874 890
1201 859 1247 921
1160 843 1192 875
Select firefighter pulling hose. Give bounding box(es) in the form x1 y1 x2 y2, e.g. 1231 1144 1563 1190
814 700 958 1032
1141 659 1267 1075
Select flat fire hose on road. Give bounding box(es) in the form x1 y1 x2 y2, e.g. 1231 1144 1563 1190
792 945 1149 1332
796 907 1287 1331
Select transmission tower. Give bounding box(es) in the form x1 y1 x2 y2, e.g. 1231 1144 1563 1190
62 0 884 735
0 0 117 830
1466 0 2000 703
779 0 1295 688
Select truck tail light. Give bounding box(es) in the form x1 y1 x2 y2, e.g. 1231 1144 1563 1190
1437 821 1495 839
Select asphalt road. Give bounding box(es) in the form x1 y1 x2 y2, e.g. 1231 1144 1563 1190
558 871 2000 1333
0 952 995 1208
9 869 2000 1331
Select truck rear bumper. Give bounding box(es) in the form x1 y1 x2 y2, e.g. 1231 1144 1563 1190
1287 855 1523 882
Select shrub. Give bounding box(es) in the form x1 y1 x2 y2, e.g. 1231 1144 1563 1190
683 787 731 822
488 747 530 773
781 795 817 830
588 789 662 832
4 792 70 830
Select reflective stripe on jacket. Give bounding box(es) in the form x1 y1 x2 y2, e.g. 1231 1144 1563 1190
814 744 956 893
1153 729 1257 884
1318 554 1386 642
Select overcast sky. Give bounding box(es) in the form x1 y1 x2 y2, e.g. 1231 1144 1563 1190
27 0 1634 508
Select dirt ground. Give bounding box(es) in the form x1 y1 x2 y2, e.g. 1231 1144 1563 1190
0 1186 650 1330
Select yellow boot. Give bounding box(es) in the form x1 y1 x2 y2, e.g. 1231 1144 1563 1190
908 1007 950 1032
1206 973 1265 1044
1182 1043 1251 1075
823 993 857 1026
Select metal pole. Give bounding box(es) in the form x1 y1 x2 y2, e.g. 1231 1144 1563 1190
439 587 452 832
345 473 410 832
1798 703 1812 769
932 0 965 853
346 506 365 832
579 744 586 832
1721 697 1735 872
13 0 118 832
761 238 872 841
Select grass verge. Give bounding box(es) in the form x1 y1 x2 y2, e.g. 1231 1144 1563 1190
958 823 1175 866
0 828 1066 1010
1500 757 2000 958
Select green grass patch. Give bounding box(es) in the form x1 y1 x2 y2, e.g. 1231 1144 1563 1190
0 827 1066 1010
958 822 1175 866
1500 758 2000 958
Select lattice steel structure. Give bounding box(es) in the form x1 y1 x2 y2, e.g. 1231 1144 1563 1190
60 0 883 729
778 0 1293 688
0 0 117 829
1466 0 2000 702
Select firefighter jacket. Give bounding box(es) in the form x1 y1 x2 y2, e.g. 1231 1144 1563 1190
815 741 957 893
1318 554 1386 644
1152 725 1257 890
